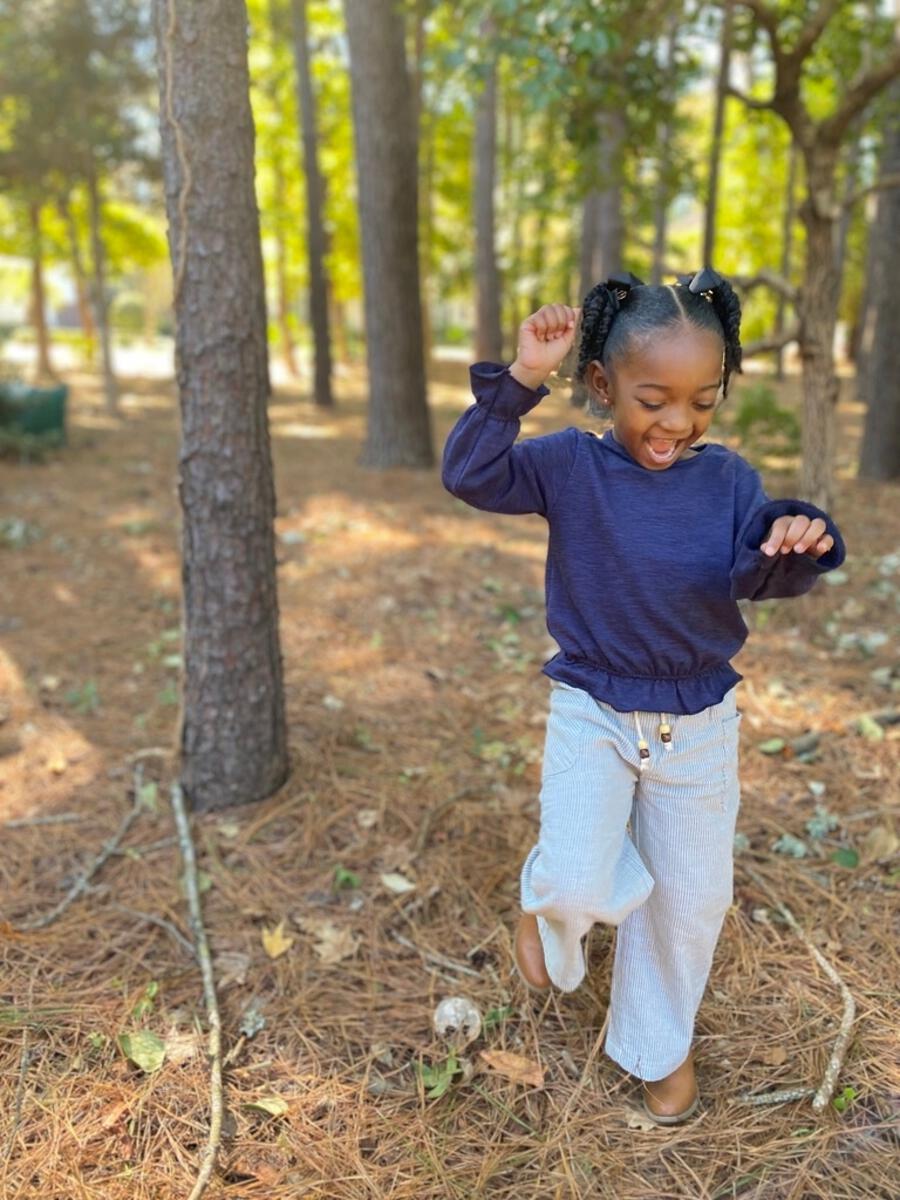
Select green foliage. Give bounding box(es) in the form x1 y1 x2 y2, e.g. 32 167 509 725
731 383 800 450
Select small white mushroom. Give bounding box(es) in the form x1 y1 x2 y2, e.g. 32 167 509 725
432 996 482 1046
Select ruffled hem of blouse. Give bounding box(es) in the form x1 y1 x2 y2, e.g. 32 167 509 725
542 655 742 717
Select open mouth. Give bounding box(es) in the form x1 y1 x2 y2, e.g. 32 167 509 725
646 438 680 463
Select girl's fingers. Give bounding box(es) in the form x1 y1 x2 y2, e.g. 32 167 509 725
779 515 811 552
792 517 826 553
761 516 791 556
809 534 834 559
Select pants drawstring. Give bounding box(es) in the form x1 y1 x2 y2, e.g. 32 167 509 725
633 712 674 770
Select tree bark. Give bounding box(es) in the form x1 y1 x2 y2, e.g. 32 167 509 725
291 0 334 407
474 24 503 363
652 16 679 285
774 144 797 379
153 0 288 811
582 108 626 289
569 106 626 404
858 84 900 480
343 0 432 467
58 193 96 348
86 170 118 413
412 0 433 366
272 154 300 378
798 149 842 509
27 200 55 379
704 0 733 266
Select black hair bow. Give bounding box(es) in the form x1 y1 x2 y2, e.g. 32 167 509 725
606 271 645 301
677 267 724 295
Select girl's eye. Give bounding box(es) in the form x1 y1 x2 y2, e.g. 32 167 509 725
637 401 663 410
637 400 716 411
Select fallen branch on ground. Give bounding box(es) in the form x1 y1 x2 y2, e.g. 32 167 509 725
170 781 223 1200
16 765 148 932
740 863 856 1113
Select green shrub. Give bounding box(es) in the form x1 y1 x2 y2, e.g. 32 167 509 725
732 383 800 450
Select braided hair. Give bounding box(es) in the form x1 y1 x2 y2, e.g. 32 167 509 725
576 270 743 413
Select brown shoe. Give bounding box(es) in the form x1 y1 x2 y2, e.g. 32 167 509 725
641 1049 699 1125
514 912 551 992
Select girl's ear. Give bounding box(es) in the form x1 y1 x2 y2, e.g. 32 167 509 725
586 359 612 407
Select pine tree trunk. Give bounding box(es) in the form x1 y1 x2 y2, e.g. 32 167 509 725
775 145 797 380
412 0 433 367
570 107 626 404
291 0 334 407
798 150 841 510
343 0 432 467
272 156 300 378
86 171 118 412
58 194 96 349
858 87 900 481
153 0 288 811
474 26 503 363
652 18 679 284
27 200 55 379
704 0 733 266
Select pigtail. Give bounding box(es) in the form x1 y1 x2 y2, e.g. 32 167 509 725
707 277 742 397
676 269 743 397
575 273 645 382
575 283 618 382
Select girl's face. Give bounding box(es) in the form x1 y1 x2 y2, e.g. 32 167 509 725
586 326 724 471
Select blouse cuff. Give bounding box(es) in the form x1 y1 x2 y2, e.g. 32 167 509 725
469 361 551 421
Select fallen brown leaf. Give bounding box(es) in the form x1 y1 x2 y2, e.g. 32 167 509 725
478 1049 543 1088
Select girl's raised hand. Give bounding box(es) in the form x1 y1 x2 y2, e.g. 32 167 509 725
760 514 834 559
510 304 581 391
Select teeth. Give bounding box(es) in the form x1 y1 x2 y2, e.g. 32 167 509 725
647 439 678 461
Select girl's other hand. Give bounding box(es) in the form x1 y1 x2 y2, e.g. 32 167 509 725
760 514 834 559
510 304 581 391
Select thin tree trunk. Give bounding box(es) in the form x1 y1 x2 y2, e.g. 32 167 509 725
570 107 626 404
652 17 679 285
86 171 118 413
474 22 503 363
153 0 288 811
413 0 433 366
798 149 841 509
343 0 432 466
272 156 300 378
775 144 798 379
505 95 526 361
529 107 556 313
704 0 733 266
27 200 55 379
858 83 900 480
58 193 96 349
291 0 334 407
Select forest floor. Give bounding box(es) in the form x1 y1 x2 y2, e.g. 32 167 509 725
0 356 897 1199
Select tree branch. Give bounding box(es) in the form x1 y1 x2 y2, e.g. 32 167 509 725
171 782 223 1200
732 271 798 304
742 324 800 357
842 171 900 212
784 0 844 69
734 0 782 58
726 84 774 111
820 45 900 148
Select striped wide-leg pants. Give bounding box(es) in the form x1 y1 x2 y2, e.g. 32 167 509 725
519 678 743 1081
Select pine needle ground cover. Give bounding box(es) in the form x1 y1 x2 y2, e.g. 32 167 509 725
1 365 897 1199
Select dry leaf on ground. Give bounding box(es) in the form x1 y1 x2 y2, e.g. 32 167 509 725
296 917 360 964
261 919 294 959
478 1049 544 1087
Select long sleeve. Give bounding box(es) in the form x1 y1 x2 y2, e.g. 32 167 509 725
729 460 847 601
441 362 579 518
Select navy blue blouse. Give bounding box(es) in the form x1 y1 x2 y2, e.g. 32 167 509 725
441 362 847 715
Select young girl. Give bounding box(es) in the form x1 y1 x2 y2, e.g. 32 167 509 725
441 269 846 1125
